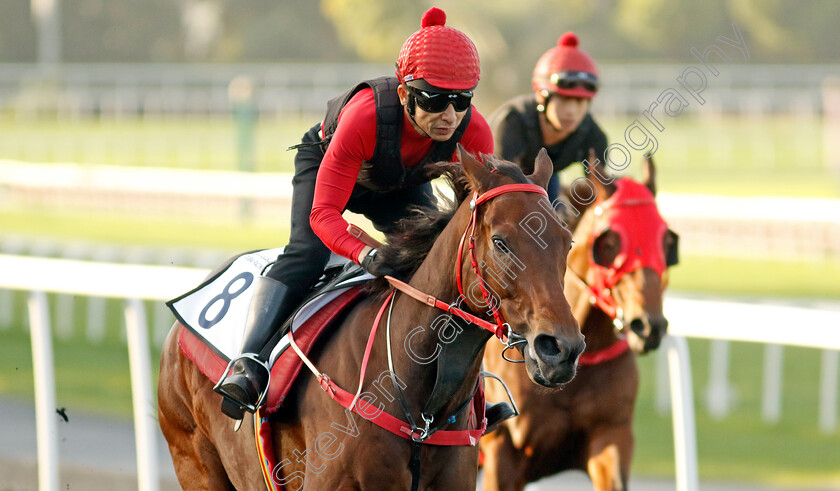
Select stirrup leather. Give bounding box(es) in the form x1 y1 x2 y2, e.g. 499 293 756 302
213 353 272 414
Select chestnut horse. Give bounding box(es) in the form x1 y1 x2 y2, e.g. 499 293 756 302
479 157 679 491
158 148 584 490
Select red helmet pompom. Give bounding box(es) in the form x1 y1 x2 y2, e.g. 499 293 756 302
421 7 446 28
559 31 579 48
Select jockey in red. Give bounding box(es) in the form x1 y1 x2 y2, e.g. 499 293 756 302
217 7 494 417
489 32 609 206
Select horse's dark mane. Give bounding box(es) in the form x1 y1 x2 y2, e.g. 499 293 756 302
366 155 530 295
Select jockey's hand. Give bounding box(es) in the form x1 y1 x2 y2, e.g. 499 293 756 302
360 248 399 277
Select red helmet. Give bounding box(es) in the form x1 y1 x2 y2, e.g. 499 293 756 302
532 32 599 99
396 7 480 91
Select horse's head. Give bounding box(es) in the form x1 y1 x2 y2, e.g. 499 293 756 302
567 157 679 354
456 146 583 387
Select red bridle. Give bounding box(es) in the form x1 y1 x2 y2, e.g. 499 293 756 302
387 182 549 341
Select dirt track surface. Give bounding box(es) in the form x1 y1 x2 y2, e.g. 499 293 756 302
0 398 180 491
0 460 180 491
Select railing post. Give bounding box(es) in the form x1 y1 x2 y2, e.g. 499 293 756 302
666 335 699 491
762 344 784 423
125 298 159 491
819 349 839 434
706 339 732 418
656 346 672 414
28 290 59 491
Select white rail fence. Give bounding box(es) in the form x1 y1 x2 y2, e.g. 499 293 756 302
0 232 234 345
0 254 206 491
2 254 839 491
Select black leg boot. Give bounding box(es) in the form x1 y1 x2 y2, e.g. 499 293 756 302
216 276 297 419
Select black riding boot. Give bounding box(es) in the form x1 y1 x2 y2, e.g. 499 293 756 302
217 276 297 419
484 401 517 433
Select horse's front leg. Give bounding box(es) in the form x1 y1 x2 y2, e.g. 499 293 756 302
479 426 528 491
586 426 633 491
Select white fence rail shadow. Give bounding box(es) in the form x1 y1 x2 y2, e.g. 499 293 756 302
1 254 839 491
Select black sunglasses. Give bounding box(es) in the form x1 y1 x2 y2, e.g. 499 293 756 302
406 86 473 113
550 71 599 93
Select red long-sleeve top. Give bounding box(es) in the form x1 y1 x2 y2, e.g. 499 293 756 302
309 88 494 263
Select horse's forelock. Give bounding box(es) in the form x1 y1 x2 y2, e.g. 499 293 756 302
482 155 530 186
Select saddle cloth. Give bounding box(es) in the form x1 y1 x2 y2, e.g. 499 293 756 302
168 249 371 414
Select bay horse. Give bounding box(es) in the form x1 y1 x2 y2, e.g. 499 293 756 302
479 157 679 491
158 147 584 490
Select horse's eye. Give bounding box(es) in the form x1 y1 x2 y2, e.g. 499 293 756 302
492 237 508 252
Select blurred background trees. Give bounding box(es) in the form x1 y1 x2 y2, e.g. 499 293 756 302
3 0 838 64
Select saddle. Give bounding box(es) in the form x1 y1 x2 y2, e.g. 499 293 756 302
169 250 373 414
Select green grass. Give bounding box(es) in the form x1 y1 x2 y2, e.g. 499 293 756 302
1 114 838 197
668 256 840 301
0 115 313 172
0 208 288 251
0 325 146 417
587 114 840 198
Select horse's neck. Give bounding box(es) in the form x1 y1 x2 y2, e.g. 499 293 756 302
579 305 619 352
386 203 486 418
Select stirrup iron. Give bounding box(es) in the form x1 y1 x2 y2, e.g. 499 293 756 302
214 353 272 415
481 371 520 433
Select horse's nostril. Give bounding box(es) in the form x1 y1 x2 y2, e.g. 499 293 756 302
629 318 646 336
533 334 560 358
533 334 576 364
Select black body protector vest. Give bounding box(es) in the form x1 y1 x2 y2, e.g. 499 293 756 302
321 76 471 192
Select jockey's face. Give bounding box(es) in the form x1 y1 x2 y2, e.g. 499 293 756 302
546 94 590 136
399 85 469 142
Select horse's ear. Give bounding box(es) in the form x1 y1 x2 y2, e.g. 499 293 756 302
642 155 656 196
458 144 493 193
586 148 615 202
527 147 553 190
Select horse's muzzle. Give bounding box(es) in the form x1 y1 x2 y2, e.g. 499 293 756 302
628 315 669 354
524 334 586 387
